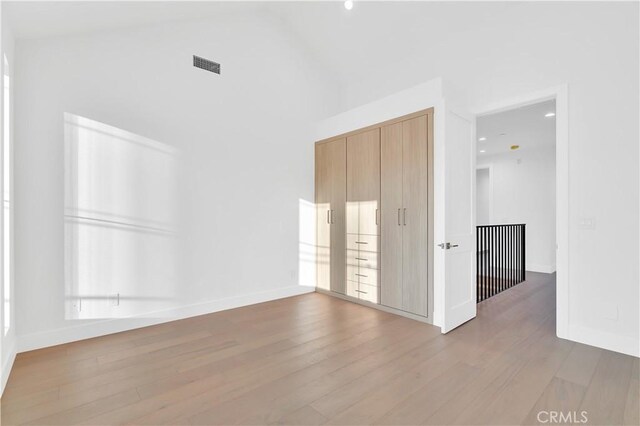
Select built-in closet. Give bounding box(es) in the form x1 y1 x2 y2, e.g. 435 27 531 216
315 109 433 321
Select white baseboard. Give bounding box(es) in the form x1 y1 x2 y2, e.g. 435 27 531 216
568 324 639 358
1 339 17 397
18 285 315 353
527 263 556 274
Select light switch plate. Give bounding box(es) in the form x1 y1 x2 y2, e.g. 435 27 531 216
578 217 596 230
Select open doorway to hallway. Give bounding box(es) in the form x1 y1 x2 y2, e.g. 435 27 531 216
475 100 557 303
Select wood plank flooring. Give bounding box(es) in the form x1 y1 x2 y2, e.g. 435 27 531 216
1 272 638 425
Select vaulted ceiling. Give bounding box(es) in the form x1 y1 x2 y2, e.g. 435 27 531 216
3 1 546 89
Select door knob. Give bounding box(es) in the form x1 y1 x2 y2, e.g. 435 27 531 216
438 242 459 250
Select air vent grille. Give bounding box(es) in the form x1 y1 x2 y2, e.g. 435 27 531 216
193 55 220 75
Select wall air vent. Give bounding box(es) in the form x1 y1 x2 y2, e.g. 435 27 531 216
193 55 221 75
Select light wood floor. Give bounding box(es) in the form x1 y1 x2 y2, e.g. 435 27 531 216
1 273 638 425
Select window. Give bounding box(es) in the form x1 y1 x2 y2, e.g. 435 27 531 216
3 54 11 335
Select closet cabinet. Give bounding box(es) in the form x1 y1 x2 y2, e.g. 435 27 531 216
381 115 431 317
315 109 432 322
315 138 346 295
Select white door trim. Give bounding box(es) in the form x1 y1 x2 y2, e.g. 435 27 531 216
472 84 569 340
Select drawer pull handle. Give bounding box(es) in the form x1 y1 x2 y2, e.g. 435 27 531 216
355 241 368 244
355 257 368 261
355 290 367 294
355 273 368 277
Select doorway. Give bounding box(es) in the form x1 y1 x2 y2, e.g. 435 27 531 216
473 86 568 338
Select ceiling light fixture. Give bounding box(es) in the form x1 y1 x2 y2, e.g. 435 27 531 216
510 145 520 150
479 150 486 153
478 137 486 141
344 0 354 10
545 112 556 117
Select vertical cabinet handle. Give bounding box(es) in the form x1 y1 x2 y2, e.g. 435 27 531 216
397 208 401 226
403 208 407 226
327 210 330 224
375 209 379 226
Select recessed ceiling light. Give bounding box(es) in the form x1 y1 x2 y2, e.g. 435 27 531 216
478 137 486 141
344 0 354 10
479 150 486 153
545 112 555 117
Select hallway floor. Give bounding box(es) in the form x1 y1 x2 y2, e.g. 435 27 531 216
1 272 638 425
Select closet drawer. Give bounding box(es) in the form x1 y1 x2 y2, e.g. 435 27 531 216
346 249 360 267
356 267 378 286
356 283 378 304
346 265 359 283
346 234 379 253
347 265 378 286
346 280 359 299
347 249 378 269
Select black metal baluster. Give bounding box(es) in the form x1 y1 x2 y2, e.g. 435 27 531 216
480 227 484 302
500 226 506 292
515 225 519 284
499 226 503 293
508 226 511 288
489 227 495 297
492 226 496 298
516 225 521 282
510 225 514 287
517 225 520 283
484 226 488 301
498 225 501 295
508 225 511 288
476 226 479 303
518 224 521 283
524 224 526 281
476 224 527 302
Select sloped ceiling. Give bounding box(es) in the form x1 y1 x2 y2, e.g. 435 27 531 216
3 1 525 88
3 1 269 40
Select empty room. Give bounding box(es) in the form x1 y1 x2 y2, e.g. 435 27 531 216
0 1 638 425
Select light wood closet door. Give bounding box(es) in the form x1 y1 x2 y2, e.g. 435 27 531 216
380 123 403 310
315 139 346 294
346 129 380 236
402 115 429 316
346 129 380 301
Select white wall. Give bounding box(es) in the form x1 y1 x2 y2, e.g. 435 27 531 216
476 168 490 225
478 148 556 273
0 7 16 395
340 3 639 356
14 12 342 351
